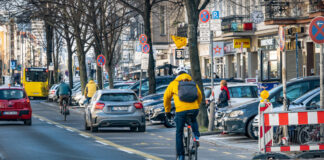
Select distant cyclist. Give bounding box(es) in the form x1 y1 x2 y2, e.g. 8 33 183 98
163 65 202 160
56 79 72 114
84 77 98 104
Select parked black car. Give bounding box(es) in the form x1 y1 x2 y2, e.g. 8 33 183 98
149 101 176 128
220 76 320 139
129 76 176 96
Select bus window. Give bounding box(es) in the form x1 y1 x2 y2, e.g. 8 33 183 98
26 71 47 82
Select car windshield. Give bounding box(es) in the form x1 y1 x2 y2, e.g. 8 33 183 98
100 93 137 102
0 89 25 100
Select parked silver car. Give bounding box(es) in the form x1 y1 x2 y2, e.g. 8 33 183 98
48 84 59 102
84 89 146 132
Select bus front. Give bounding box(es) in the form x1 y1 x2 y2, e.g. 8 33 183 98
23 68 49 98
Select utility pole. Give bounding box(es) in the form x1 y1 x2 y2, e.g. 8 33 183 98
208 13 215 132
320 44 324 141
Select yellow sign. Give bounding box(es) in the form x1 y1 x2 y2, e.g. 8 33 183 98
171 35 187 49
260 90 269 103
233 39 250 48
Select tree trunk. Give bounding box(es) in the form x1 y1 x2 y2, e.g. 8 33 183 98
144 1 156 94
185 1 208 127
45 21 54 86
93 45 103 89
106 65 114 89
66 38 73 89
75 36 87 94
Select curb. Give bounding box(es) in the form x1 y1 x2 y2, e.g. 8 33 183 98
200 131 221 136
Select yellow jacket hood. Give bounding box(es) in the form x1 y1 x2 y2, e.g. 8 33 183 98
174 73 192 82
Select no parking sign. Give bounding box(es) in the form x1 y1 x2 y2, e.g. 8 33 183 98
309 16 324 44
199 10 210 23
142 43 150 53
97 54 105 67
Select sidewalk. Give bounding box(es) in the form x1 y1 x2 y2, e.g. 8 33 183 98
200 134 258 152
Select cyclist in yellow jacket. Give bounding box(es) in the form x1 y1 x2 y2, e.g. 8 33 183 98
163 65 202 160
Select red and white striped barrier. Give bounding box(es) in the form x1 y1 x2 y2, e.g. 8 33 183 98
263 111 324 126
266 144 324 152
259 102 273 152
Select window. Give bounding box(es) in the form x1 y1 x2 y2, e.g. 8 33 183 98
160 5 166 35
271 82 312 104
26 71 47 82
100 93 137 102
228 86 255 98
0 89 25 100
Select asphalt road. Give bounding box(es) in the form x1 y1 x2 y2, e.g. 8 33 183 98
0 100 255 160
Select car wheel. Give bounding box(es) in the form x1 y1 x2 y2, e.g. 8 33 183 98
130 127 137 132
164 112 176 128
91 125 98 132
24 119 32 126
247 118 258 140
138 125 146 132
84 115 90 130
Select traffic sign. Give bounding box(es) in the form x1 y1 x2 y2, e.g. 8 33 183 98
142 43 150 53
139 34 147 44
309 16 324 44
279 26 285 51
199 10 210 23
212 11 219 19
10 60 16 70
175 49 185 59
97 54 106 67
212 42 224 57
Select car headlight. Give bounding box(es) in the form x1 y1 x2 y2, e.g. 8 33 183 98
229 110 244 117
154 108 162 112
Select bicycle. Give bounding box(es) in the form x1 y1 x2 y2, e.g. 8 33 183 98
182 113 198 160
60 95 70 121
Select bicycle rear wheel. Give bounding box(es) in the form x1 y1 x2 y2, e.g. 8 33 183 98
63 99 67 121
187 127 193 160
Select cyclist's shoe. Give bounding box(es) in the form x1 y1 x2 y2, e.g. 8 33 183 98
177 155 184 160
194 136 200 147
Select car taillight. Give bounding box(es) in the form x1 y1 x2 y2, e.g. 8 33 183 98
134 102 143 109
212 91 214 97
95 102 105 110
51 90 55 94
26 98 30 103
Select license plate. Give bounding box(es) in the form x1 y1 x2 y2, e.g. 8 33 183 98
3 111 18 115
112 107 128 111
33 92 39 95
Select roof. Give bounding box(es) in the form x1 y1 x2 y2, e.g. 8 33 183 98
98 89 135 94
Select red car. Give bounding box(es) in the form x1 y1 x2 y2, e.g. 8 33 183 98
0 86 32 125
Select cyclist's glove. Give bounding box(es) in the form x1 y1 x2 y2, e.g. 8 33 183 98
165 112 172 119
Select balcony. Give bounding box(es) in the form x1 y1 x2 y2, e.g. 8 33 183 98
263 0 323 25
221 15 255 37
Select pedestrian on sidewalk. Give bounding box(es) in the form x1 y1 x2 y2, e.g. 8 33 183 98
84 77 98 104
217 80 230 108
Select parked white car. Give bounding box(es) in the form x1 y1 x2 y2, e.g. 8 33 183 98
210 83 259 106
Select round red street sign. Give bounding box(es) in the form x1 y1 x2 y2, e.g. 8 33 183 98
97 54 106 67
309 16 324 44
279 26 285 51
199 10 210 23
142 43 150 53
139 34 147 45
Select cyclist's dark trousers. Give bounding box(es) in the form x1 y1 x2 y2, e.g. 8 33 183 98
175 109 200 156
59 95 69 106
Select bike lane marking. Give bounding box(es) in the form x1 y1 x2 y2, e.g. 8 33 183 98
33 114 164 160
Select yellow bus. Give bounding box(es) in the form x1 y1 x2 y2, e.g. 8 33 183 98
22 67 49 98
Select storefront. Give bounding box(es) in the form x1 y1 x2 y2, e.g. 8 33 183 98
258 36 280 82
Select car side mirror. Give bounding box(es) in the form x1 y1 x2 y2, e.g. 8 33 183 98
307 101 319 110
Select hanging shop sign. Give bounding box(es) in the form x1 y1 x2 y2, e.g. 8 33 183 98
233 39 250 48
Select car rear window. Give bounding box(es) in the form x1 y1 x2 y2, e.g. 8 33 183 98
100 93 137 102
0 89 25 100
